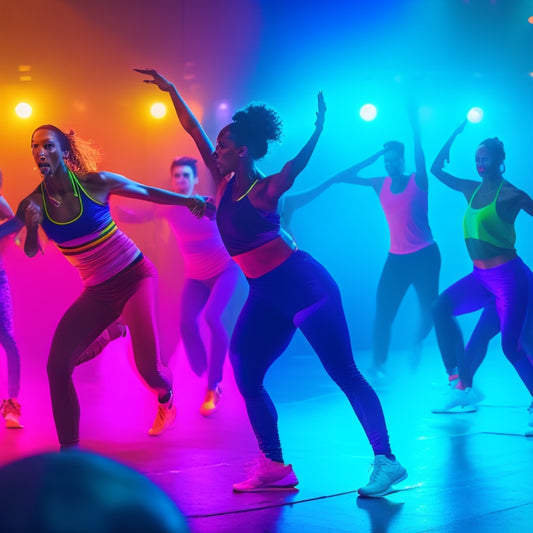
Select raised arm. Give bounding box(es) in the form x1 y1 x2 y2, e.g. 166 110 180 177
430 119 478 197
266 92 326 199
134 69 223 186
282 173 343 218
330 150 385 190
407 99 428 191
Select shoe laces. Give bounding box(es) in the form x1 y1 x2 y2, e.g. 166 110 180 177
244 455 278 476
367 458 396 483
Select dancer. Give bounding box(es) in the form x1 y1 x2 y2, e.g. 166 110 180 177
332 103 440 378
430 119 533 433
0 125 205 450
118 156 242 416
0 169 23 429
136 68 407 497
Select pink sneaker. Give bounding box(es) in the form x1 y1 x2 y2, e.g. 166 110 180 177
233 454 299 492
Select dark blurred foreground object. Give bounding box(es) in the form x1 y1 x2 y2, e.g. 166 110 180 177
0 451 190 533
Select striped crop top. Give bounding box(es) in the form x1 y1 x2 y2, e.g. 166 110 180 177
40 170 140 286
463 180 516 259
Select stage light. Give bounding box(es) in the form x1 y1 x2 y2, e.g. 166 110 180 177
360 103 377 121
467 107 483 123
150 102 167 119
15 102 32 119
528 15 533 24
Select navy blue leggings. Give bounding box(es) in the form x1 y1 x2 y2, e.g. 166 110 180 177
433 257 533 394
229 250 392 463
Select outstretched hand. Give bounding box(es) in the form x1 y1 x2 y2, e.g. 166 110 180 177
454 118 468 136
443 118 468 164
133 68 173 92
315 91 326 129
187 195 207 219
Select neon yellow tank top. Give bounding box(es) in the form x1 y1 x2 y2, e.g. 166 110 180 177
462 180 515 251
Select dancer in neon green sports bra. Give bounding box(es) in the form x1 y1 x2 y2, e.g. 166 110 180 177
430 119 533 434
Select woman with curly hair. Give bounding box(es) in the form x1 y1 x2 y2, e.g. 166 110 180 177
0 124 205 450
136 68 407 497
430 120 533 433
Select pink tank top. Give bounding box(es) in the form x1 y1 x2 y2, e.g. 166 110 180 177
161 206 233 280
378 173 434 255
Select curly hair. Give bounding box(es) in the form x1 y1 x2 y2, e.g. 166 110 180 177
32 125 101 174
170 156 198 176
227 104 283 160
479 137 505 167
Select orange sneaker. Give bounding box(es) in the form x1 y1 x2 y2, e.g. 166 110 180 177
199 386 221 417
0 398 23 429
148 392 176 436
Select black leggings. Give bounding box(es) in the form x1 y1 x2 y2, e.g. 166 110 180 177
373 243 441 366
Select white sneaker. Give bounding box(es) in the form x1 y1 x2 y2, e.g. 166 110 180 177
233 454 299 492
358 455 408 498
432 387 479 413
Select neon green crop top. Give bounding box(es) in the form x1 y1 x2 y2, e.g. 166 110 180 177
463 181 515 251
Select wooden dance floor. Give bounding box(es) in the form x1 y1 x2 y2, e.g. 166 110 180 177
1 335 532 533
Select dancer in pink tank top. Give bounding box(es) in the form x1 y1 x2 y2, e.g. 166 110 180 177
329 102 441 382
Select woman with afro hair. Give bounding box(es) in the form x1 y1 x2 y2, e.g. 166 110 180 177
136 68 407 497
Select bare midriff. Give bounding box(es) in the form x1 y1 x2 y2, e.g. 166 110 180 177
473 251 517 269
232 235 297 278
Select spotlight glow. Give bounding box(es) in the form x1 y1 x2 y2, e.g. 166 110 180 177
467 107 483 123
359 103 377 122
15 102 32 119
150 102 167 119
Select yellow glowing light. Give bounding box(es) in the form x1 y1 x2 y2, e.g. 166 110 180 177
150 102 167 119
15 102 32 119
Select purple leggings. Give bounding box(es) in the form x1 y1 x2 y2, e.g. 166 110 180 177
47 256 172 448
0 267 20 399
230 250 392 463
433 257 533 394
179 262 241 390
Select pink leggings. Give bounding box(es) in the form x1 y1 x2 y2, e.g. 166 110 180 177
47 256 172 448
